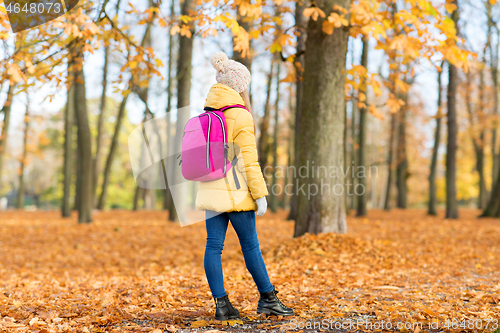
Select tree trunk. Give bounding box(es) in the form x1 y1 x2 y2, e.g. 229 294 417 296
428 64 443 216
73 43 93 223
356 36 369 217
168 0 195 222
343 81 349 214
396 92 408 209
98 8 154 211
62 80 75 217
294 0 349 237
476 66 488 209
74 136 81 211
481 162 500 217
257 60 274 171
349 37 358 212
269 62 281 213
350 98 358 211
233 7 254 102
287 0 307 221
493 129 499 186
477 136 487 210
486 1 500 187
92 46 109 208
92 0 123 209
282 86 294 209
343 40 350 215
98 94 129 210
446 0 460 219
133 185 142 211
384 112 397 210
466 69 488 209
0 83 15 196
446 61 459 219
137 10 157 210
163 0 176 211
17 101 30 209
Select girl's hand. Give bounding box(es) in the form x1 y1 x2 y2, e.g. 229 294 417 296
256 197 268 217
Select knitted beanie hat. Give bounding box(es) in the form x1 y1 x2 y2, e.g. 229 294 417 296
210 51 251 93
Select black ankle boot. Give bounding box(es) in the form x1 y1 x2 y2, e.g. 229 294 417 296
257 287 294 316
214 295 240 321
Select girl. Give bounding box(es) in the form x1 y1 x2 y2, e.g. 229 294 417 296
195 52 294 321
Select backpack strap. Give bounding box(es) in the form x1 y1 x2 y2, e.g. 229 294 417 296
231 156 241 190
204 104 249 113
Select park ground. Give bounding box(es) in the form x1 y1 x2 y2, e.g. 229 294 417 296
0 209 499 333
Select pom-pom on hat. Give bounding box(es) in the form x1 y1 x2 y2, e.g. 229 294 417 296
210 51 251 93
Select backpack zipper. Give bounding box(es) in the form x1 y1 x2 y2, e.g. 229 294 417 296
209 112 227 175
206 114 211 169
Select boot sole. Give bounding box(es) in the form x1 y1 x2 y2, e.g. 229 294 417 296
257 308 294 317
215 314 240 321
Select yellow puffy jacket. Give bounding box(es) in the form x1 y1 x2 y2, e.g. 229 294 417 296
195 83 269 212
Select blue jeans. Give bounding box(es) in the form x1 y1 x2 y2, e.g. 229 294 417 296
204 210 274 298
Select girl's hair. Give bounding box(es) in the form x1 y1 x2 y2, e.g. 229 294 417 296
239 89 256 134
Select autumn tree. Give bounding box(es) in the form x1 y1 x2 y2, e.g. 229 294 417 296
396 76 409 209
62 76 75 217
465 66 488 209
169 0 196 222
92 0 123 208
72 42 93 223
428 63 444 216
16 98 30 209
98 0 160 210
163 0 177 212
257 60 275 171
269 62 281 213
294 1 349 236
287 0 308 221
356 36 369 217
0 82 16 196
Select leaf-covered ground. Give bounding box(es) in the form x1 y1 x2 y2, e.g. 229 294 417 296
0 209 499 333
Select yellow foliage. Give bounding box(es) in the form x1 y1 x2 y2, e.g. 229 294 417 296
369 104 384 119
322 12 349 35
233 29 250 58
269 41 282 53
170 25 180 35
180 25 192 38
7 65 24 83
179 15 191 23
386 94 405 113
444 3 457 13
357 101 366 109
303 6 326 21
361 21 387 40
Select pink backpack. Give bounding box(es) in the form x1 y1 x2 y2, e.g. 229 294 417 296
180 104 248 189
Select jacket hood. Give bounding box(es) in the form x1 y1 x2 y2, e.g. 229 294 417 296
204 83 245 109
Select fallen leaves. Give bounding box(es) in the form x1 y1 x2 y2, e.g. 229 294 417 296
221 319 244 326
0 209 499 332
372 285 402 290
191 319 210 328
